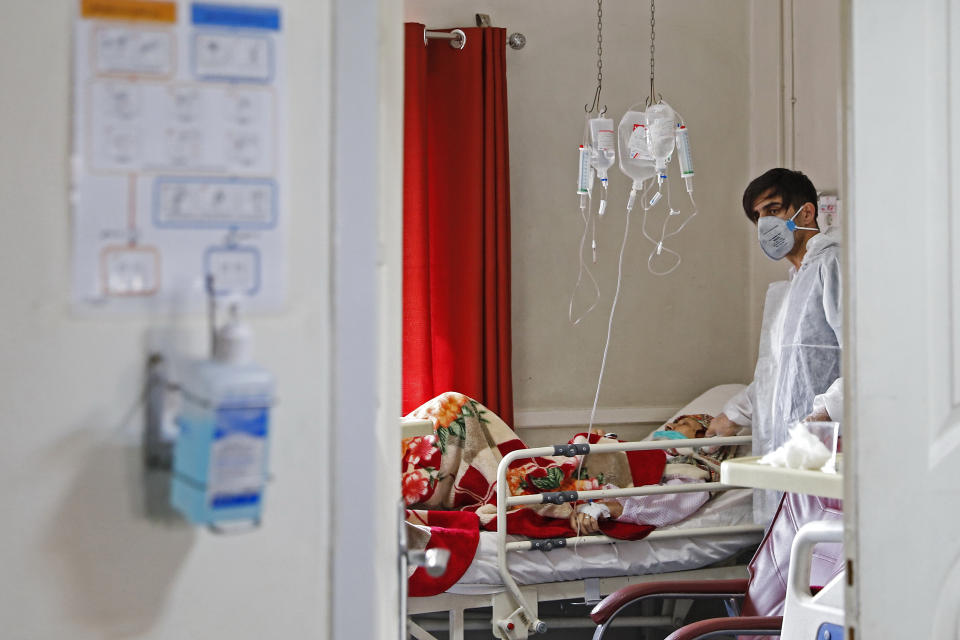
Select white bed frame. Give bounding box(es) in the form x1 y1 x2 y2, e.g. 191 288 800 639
406 435 765 640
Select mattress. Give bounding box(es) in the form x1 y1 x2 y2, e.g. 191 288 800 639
448 383 757 595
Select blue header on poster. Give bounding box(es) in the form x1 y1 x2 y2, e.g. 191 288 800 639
191 3 281 31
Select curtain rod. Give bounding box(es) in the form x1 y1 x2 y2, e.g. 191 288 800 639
423 28 527 51
424 28 467 50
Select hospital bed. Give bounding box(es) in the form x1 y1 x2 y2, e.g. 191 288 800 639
406 385 767 640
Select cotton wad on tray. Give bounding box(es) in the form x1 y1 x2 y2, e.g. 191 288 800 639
759 422 838 473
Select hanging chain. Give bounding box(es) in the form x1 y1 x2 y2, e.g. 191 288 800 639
585 0 606 114
648 0 657 105
596 0 604 111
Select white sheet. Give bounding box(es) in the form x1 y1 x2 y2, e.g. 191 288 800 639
447 383 756 595
449 487 755 593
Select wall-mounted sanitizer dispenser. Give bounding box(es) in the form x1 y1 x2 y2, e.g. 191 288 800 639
170 300 274 529
148 280 275 532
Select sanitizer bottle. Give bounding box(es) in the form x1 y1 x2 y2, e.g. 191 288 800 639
171 301 274 528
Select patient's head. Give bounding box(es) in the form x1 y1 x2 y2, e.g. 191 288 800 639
661 414 713 439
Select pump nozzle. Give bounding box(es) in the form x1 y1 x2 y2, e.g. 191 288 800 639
213 297 254 364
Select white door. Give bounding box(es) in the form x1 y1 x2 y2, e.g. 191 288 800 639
847 0 960 637
329 1 403 639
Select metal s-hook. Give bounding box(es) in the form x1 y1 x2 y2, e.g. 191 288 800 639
584 86 607 116
584 0 606 116
647 0 658 107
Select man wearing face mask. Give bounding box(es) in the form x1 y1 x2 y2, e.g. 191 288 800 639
705 168 842 523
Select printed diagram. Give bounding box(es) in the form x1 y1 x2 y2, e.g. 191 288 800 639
89 81 275 173
73 1 284 311
226 91 258 125
105 82 142 119
154 178 276 228
95 27 174 76
168 87 202 123
194 32 272 82
102 245 161 296
205 245 261 296
98 174 161 297
165 128 203 167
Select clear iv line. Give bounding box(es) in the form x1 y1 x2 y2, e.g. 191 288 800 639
570 192 633 556
639 166 698 276
569 192 601 325
571 199 631 554
587 199 631 433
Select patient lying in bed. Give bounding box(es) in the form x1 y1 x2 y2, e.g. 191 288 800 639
569 414 735 534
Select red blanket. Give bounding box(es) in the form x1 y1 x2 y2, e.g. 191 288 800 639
403 392 667 596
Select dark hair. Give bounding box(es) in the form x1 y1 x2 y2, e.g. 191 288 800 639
742 168 818 224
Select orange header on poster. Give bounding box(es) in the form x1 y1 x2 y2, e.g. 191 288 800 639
81 0 176 23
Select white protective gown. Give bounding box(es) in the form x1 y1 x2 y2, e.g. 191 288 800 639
721 229 842 523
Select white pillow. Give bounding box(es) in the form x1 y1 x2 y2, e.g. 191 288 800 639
668 383 747 423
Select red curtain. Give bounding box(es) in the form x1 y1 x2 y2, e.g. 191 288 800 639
402 23 514 427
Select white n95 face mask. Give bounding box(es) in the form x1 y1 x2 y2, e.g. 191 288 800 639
757 209 817 260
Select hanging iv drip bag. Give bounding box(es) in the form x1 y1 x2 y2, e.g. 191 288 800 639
616 100 699 276
617 106 657 188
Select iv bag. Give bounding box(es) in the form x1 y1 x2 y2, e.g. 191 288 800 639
618 108 656 185
645 102 676 168
589 117 616 174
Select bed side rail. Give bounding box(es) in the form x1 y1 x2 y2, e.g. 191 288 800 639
493 435 753 637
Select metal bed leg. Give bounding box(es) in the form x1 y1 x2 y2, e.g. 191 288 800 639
449 608 465 640
407 619 440 640
671 598 694 626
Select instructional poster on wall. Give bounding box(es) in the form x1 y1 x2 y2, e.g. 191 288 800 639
71 0 286 313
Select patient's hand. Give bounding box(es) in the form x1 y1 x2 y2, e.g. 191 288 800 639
569 501 623 534
706 413 740 438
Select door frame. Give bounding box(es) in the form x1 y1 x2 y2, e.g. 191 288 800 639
329 1 403 638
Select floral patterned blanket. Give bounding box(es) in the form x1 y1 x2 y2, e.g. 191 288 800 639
402 393 667 595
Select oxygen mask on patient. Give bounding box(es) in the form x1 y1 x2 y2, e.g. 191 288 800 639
651 429 687 440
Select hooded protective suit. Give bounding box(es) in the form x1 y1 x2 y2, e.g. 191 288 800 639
722 229 842 523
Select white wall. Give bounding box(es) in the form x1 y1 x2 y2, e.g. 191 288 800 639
0 2 333 638
406 0 757 424
747 0 842 358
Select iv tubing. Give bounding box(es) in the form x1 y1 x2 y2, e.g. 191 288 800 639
587 202 631 433
639 169 698 276
569 193 600 325
571 199 632 559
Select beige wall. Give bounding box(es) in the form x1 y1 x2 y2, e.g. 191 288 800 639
0 2 333 638
406 0 757 422
747 0 842 360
